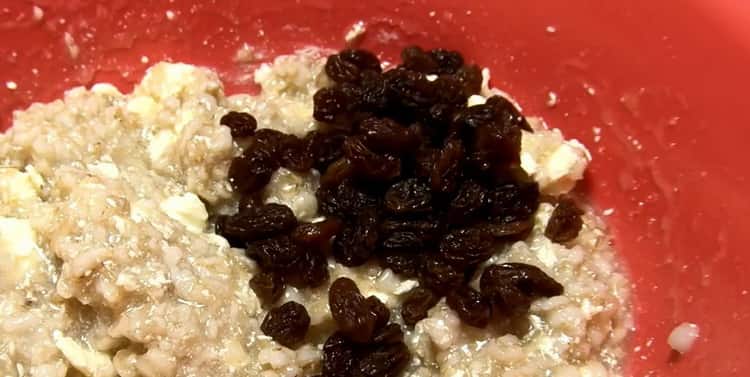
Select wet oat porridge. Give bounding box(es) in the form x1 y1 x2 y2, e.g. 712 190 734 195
0 46 631 377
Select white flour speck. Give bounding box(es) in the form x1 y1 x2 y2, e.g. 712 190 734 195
344 21 366 43
32 5 44 21
546 25 557 34
546 91 559 107
63 32 79 59
140 56 149 64
6 81 18 90
166 10 175 20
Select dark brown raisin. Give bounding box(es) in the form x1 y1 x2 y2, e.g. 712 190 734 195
545 198 584 243
430 137 464 195
429 49 464 74
333 208 379 267
366 296 391 331
379 250 421 277
355 342 410 377
420 254 463 293
446 180 487 224
320 158 355 189
246 235 303 271
400 46 439 74
380 231 424 252
384 68 436 110
329 277 377 343
317 181 378 218
217 203 297 242
438 227 495 267
220 111 257 137
482 216 534 241
414 147 438 180
384 178 432 215
455 64 482 95
446 286 490 328
260 301 310 349
249 271 285 307
401 287 440 326
279 135 315 172
480 263 563 315
379 217 441 243
286 249 330 288
359 117 420 154
486 95 531 132
305 131 347 170
371 323 404 345
487 179 540 221
343 137 401 182
314 87 353 125
228 148 278 194
322 332 356 377
291 218 343 252
326 49 382 83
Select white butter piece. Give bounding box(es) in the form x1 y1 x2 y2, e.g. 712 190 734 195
467 94 487 107
87 162 120 179
0 168 42 205
0 217 43 282
53 331 116 377
148 130 178 165
263 168 319 222
159 193 208 233
126 96 159 119
520 129 590 195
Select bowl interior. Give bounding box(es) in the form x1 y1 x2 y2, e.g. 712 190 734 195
1 1 749 375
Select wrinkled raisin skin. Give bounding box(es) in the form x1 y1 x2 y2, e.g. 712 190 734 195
217 203 297 242
419 254 464 293
438 227 494 267
333 208 379 267
384 178 432 214
260 301 310 349
446 286 491 328
401 287 440 326
355 342 410 377
249 271 285 307
480 263 564 315
322 332 356 377
544 198 584 243
329 278 378 343
220 111 257 137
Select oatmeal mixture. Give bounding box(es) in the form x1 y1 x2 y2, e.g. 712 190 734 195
0 48 630 377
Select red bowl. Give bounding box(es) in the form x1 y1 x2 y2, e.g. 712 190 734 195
1 1 749 375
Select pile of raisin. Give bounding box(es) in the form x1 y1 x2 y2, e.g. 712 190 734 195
323 278 410 377
217 46 581 374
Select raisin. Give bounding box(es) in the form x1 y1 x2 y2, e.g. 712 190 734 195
260 301 310 348
314 87 353 125
482 216 534 240
291 218 343 251
544 198 584 243
420 254 463 293
429 49 464 74
371 323 404 345
326 49 382 83
366 296 391 331
438 227 495 267
322 332 356 377
279 135 314 172
220 111 257 137
329 277 377 343
253 128 293 155
384 178 432 214
400 46 439 74
228 148 278 194
380 231 424 252
379 217 441 243
246 235 303 271
446 286 490 328
384 68 436 110
414 147 438 180
317 181 378 218
486 95 531 132
249 271 285 307
455 64 482 95
401 287 440 326
343 137 401 182
430 137 464 195
487 179 540 221
356 342 410 377
320 158 355 189
359 117 420 154
379 250 421 277
333 208 379 267
305 131 347 170
446 180 487 224
286 249 330 288
217 203 297 242
480 263 563 315
432 75 466 105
